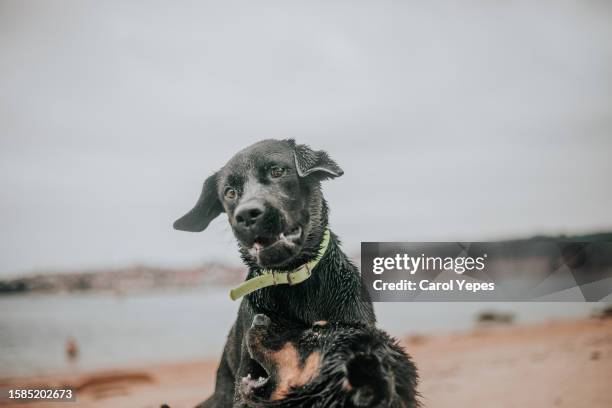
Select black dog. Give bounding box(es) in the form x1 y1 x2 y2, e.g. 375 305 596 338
239 314 419 407
174 139 376 407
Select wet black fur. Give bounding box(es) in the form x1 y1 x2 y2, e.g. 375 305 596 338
174 140 376 407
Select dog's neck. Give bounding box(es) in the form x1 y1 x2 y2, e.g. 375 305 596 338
245 228 375 324
228 229 330 301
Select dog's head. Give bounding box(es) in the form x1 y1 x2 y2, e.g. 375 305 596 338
174 139 343 269
240 314 419 408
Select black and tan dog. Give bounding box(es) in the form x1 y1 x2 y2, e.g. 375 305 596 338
239 314 419 407
174 139 376 407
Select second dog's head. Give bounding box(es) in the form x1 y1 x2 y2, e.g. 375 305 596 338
173 139 343 270
240 314 419 407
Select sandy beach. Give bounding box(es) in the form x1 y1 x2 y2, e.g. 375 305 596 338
1 317 610 408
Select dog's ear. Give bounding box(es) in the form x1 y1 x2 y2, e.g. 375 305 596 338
293 143 343 179
173 172 224 232
346 353 390 407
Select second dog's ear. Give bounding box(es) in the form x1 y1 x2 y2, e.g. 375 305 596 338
346 353 390 407
173 172 224 232
293 143 344 179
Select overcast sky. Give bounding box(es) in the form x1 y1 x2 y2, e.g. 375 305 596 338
1 1 611 276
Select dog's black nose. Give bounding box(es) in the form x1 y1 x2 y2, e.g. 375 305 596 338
252 314 271 327
235 202 265 228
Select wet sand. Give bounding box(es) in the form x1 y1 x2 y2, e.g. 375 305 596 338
1 317 610 408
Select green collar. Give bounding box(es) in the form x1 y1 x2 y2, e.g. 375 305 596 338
229 229 331 301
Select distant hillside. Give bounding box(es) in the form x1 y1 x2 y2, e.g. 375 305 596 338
2 231 610 295
0 263 245 295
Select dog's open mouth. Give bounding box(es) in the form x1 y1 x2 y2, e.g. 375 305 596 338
240 355 272 398
250 226 302 252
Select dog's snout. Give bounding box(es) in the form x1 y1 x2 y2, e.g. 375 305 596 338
235 202 265 228
252 314 271 328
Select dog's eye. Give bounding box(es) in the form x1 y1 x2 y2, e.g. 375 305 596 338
224 188 237 200
270 166 285 178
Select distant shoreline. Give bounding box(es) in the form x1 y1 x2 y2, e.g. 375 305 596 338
0 263 245 296
3 231 611 296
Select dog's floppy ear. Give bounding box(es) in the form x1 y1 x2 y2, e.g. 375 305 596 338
346 353 390 407
173 172 224 232
293 142 344 179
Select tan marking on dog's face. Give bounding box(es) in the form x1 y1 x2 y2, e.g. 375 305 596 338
313 320 328 326
270 343 321 401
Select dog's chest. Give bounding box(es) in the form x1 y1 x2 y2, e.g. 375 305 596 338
248 286 326 323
